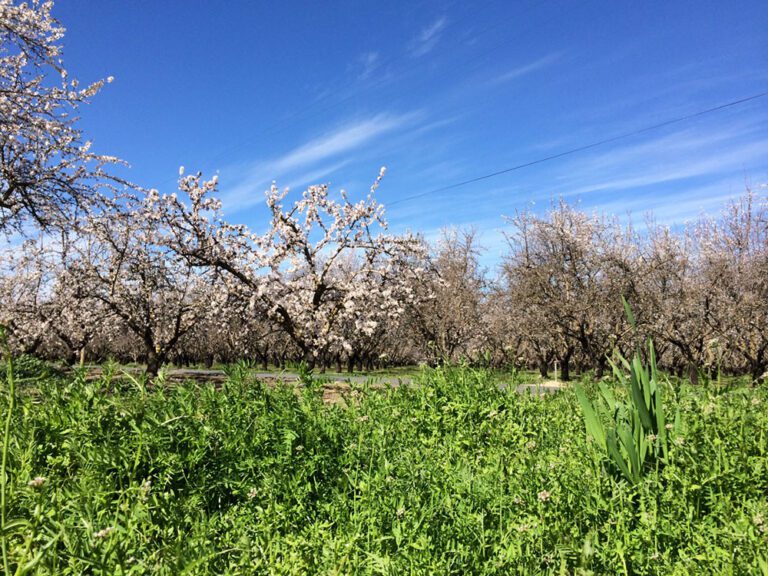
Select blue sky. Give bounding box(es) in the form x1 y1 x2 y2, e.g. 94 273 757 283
56 0 767 263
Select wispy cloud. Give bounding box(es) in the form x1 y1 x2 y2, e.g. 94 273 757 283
570 119 765 171
550 143 761 200
489 53 562 85
356 51 380 80
410 16 447 57
271 114 412 173
283 160 354 192
587 179 747 229
491 116 768 237
552 125 768 199
387 114 766 251
219 113 418 210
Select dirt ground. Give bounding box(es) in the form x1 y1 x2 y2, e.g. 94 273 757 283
83 367 565 404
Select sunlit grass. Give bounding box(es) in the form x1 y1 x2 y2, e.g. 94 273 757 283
1 361 767 574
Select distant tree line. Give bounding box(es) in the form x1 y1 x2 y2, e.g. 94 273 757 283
2 187 766 382
1 1 766 381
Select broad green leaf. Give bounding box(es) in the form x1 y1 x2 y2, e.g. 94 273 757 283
617 422 640 483
598 382 617 411
648 339 658 381
576 386 606 451
622 295 637 330
633 355 652 407
606 429 633 484
629 365 653 432
615 351 632 373
758 556 768 576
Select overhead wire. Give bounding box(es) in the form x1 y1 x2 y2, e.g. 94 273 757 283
387 91 768 206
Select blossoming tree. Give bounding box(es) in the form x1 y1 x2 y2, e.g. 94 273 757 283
79 195 223 377
150 168 426 370
0 0 123 233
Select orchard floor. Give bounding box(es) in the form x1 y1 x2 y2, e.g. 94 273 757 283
84 366 567 404
5 362 765 574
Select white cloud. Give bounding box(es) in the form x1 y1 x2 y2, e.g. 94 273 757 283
219 113 417 210
221 160 354 211
489 53 562 85
529 118 768 202
587 180 746 229
357 51 380 80
284 160 354 192
271 114 409 173
386 117 766 254
575 147 763 197
569 121 764 174
410 16 447 57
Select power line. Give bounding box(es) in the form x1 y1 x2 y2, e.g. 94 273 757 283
388 91 768 206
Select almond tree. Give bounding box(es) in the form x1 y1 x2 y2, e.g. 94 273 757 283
80 196 222 377
700 190 768 381
0 237 49 354
327 251 418 372
495 270 559 377
501 204 588 380
44 268 109 365
151 169 425 370
0 234 102 362
29 232 110 364
174 286 287 369
477 286 524 368
406 228 485 365
0 0 123 234
587 219 638 376
501 202 633 380
636 223 710 379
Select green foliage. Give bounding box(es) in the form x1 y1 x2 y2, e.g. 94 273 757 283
0 354 60 383
0 361 766 574
576 338 681 484
576 299 683 485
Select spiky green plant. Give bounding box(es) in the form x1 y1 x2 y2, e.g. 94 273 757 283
576 298 680 484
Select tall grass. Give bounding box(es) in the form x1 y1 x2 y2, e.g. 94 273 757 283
0 360 766 574
1 327 14 575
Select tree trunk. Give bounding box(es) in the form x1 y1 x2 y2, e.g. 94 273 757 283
260 346 270 370
751 363 766 385
560 348 574 382
595 356 606 379
538 356 548 378
65 349 78 367
303 350 316 371
145 349 163 379
687 362 699 386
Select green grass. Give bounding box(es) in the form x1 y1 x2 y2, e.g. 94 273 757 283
1 363 767 574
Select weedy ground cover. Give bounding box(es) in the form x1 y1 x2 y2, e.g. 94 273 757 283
1 361 766 575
